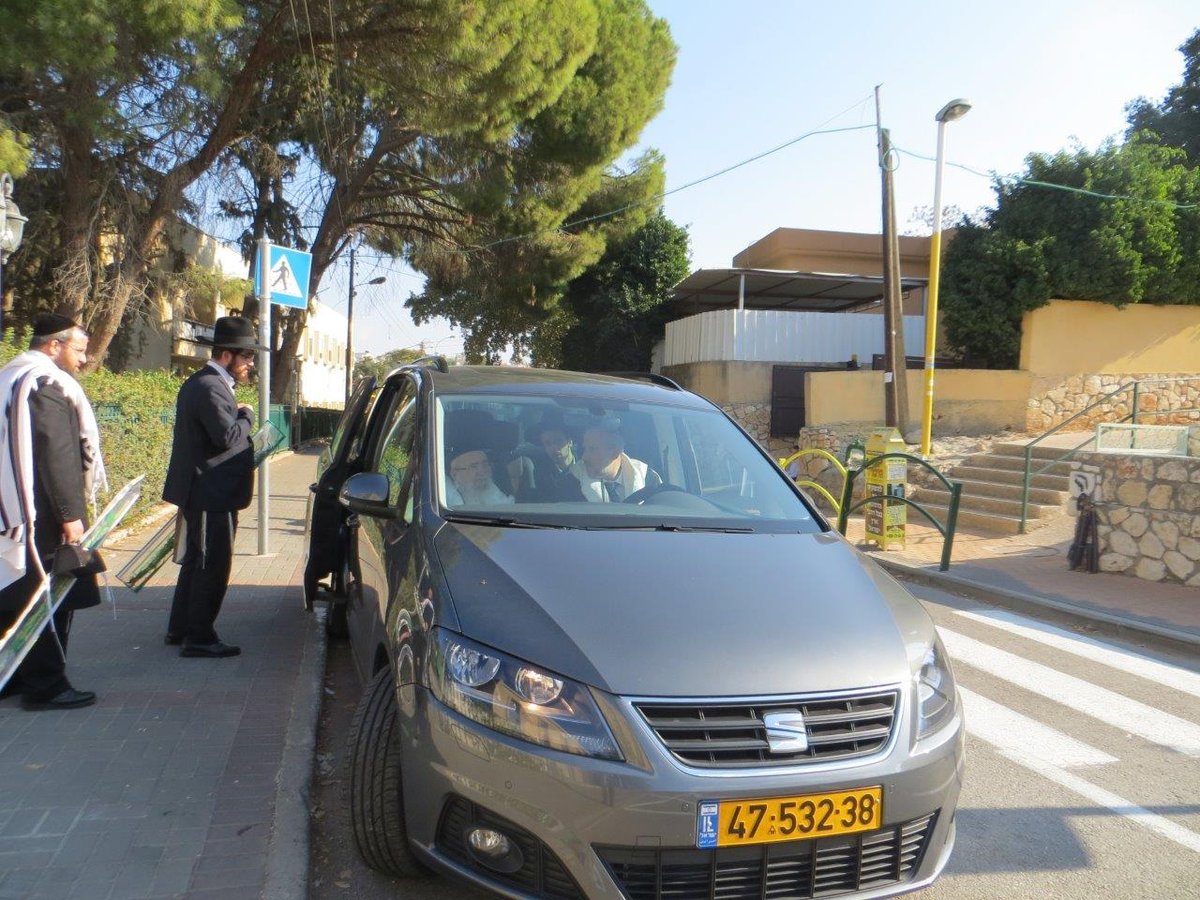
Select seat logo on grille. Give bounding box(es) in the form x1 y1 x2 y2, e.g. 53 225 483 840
763 710 808 753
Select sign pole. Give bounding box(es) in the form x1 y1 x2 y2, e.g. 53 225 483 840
257 237 271 556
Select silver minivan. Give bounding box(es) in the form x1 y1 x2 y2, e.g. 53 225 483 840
311 362 963 899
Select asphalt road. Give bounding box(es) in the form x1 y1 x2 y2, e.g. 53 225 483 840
310 584 1200 899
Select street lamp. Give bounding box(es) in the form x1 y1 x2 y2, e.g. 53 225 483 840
345 244 386 404
0 173 29 339
920 98 971 458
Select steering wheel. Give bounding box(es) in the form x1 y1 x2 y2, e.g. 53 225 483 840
623 482 686 504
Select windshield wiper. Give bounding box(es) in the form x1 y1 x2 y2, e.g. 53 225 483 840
589 523 755 533
443 513 563 529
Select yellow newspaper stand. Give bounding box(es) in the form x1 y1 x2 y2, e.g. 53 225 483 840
864 428 907 550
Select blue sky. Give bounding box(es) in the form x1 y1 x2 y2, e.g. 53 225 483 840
341 1 1199 356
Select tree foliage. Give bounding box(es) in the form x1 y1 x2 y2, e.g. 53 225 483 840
354 346 426 383
0 0 675 401
553 212 690 372
940 136 1200 368
1126 28 1200 165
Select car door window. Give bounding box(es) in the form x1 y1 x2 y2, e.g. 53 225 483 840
370 381 419 511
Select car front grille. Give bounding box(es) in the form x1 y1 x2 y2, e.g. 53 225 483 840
436 795 584 899
597 812 936 900
634 690 899 767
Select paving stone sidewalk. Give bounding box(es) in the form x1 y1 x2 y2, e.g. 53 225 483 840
0 450 321 900
847 514 1200 648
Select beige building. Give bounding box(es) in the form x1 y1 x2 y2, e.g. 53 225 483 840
121 222 348 408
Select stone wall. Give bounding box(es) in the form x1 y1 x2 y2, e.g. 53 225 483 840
1079 450 1200 587
1028 374 1200 432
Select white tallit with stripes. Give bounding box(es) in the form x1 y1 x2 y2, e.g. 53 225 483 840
0 350 108 591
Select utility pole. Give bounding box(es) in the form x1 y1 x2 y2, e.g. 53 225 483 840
875 86 910 437
345 246 386 405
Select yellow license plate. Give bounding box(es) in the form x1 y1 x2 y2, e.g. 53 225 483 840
698 787 883 848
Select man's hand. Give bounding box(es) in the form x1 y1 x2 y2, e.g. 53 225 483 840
62 519 84 544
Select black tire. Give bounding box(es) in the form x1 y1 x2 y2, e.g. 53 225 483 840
348 668 427 877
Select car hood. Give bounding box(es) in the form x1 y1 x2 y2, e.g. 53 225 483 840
432 524 927 697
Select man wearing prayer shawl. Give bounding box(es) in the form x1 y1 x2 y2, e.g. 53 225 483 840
0 314 107 710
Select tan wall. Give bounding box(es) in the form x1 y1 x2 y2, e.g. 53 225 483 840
662 361 773 406
806 369 1031 435
1021 299 1200 375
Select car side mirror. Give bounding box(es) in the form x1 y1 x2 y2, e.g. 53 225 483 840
338 472 397 519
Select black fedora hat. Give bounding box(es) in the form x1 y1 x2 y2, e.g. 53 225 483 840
201 316 267 352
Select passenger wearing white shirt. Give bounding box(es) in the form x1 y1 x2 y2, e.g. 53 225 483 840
571 423 660 502
445 447 513 507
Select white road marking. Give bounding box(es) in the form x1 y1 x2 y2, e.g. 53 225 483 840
958 687 1117 768
954 607 1200 698
995 750 1200 854
939 628 1200 757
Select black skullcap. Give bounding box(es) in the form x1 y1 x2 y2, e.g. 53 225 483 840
32 313 82 337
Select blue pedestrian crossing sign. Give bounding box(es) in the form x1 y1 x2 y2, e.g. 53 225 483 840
254 244 312 309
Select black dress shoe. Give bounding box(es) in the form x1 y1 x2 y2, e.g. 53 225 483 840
21 688 97 711
164 633 183 646
180 641 241 658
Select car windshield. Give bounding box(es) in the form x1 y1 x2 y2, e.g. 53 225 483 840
433 393 821 533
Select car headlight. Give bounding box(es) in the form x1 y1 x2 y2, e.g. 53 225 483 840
429 629 622 760
916 636 957 739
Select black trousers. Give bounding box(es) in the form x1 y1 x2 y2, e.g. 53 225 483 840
0 606 74 700
168 508 237 645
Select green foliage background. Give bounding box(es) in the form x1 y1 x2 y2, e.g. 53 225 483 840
0 330 258 527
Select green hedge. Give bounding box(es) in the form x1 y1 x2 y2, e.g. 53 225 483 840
0 330 259 528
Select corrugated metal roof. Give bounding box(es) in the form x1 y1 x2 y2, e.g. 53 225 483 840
670 268 926 313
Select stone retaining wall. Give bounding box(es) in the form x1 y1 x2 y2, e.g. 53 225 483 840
1079 450 1200 587
1028 374 1200 432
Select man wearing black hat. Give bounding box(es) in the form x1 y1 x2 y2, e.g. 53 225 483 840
162 316 262 658
0 314 107 709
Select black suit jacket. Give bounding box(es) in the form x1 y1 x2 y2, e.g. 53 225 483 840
0 378 99 612
163 364 254 512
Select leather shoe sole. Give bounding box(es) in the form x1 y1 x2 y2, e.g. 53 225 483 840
21 689 97 711
180 642 241 658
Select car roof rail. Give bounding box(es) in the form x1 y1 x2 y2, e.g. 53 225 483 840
602 371 684 391
403 355 450 373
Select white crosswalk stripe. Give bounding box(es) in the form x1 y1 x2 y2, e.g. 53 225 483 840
957 687 1117 768
953 607 1200 698
939 627 1200 757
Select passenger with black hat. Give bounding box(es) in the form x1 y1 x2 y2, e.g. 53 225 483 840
0 313 107 709
162 316 263 658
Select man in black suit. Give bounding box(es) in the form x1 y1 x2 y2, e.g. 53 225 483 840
163 316 262 658
0 314 104 710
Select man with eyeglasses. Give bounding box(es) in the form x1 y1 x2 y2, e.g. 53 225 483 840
0 313 107 710
445 442 512 507
162 316 262 658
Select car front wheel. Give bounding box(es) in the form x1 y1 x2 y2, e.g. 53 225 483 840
348 667 427 877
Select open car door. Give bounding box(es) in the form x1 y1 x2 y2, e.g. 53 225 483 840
302 376 378 613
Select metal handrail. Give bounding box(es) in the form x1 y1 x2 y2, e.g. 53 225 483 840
779 448 848 515
1018 376 1200 532
836 452 963 571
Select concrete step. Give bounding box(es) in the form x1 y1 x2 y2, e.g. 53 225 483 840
966 452 1075 475
914 486 1061 520
950 465 1071 491
991 439 1095 459
913 501 1051 536
952 478 1069 506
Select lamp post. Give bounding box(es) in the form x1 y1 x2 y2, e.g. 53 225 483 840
920 98 971 458
345 245 386 404
0 174 29 339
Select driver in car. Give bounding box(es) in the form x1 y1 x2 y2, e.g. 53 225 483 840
445 443 513 507
572 419 661 503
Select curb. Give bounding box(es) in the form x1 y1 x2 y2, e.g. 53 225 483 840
877 557 1200 654
262 604 328 900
